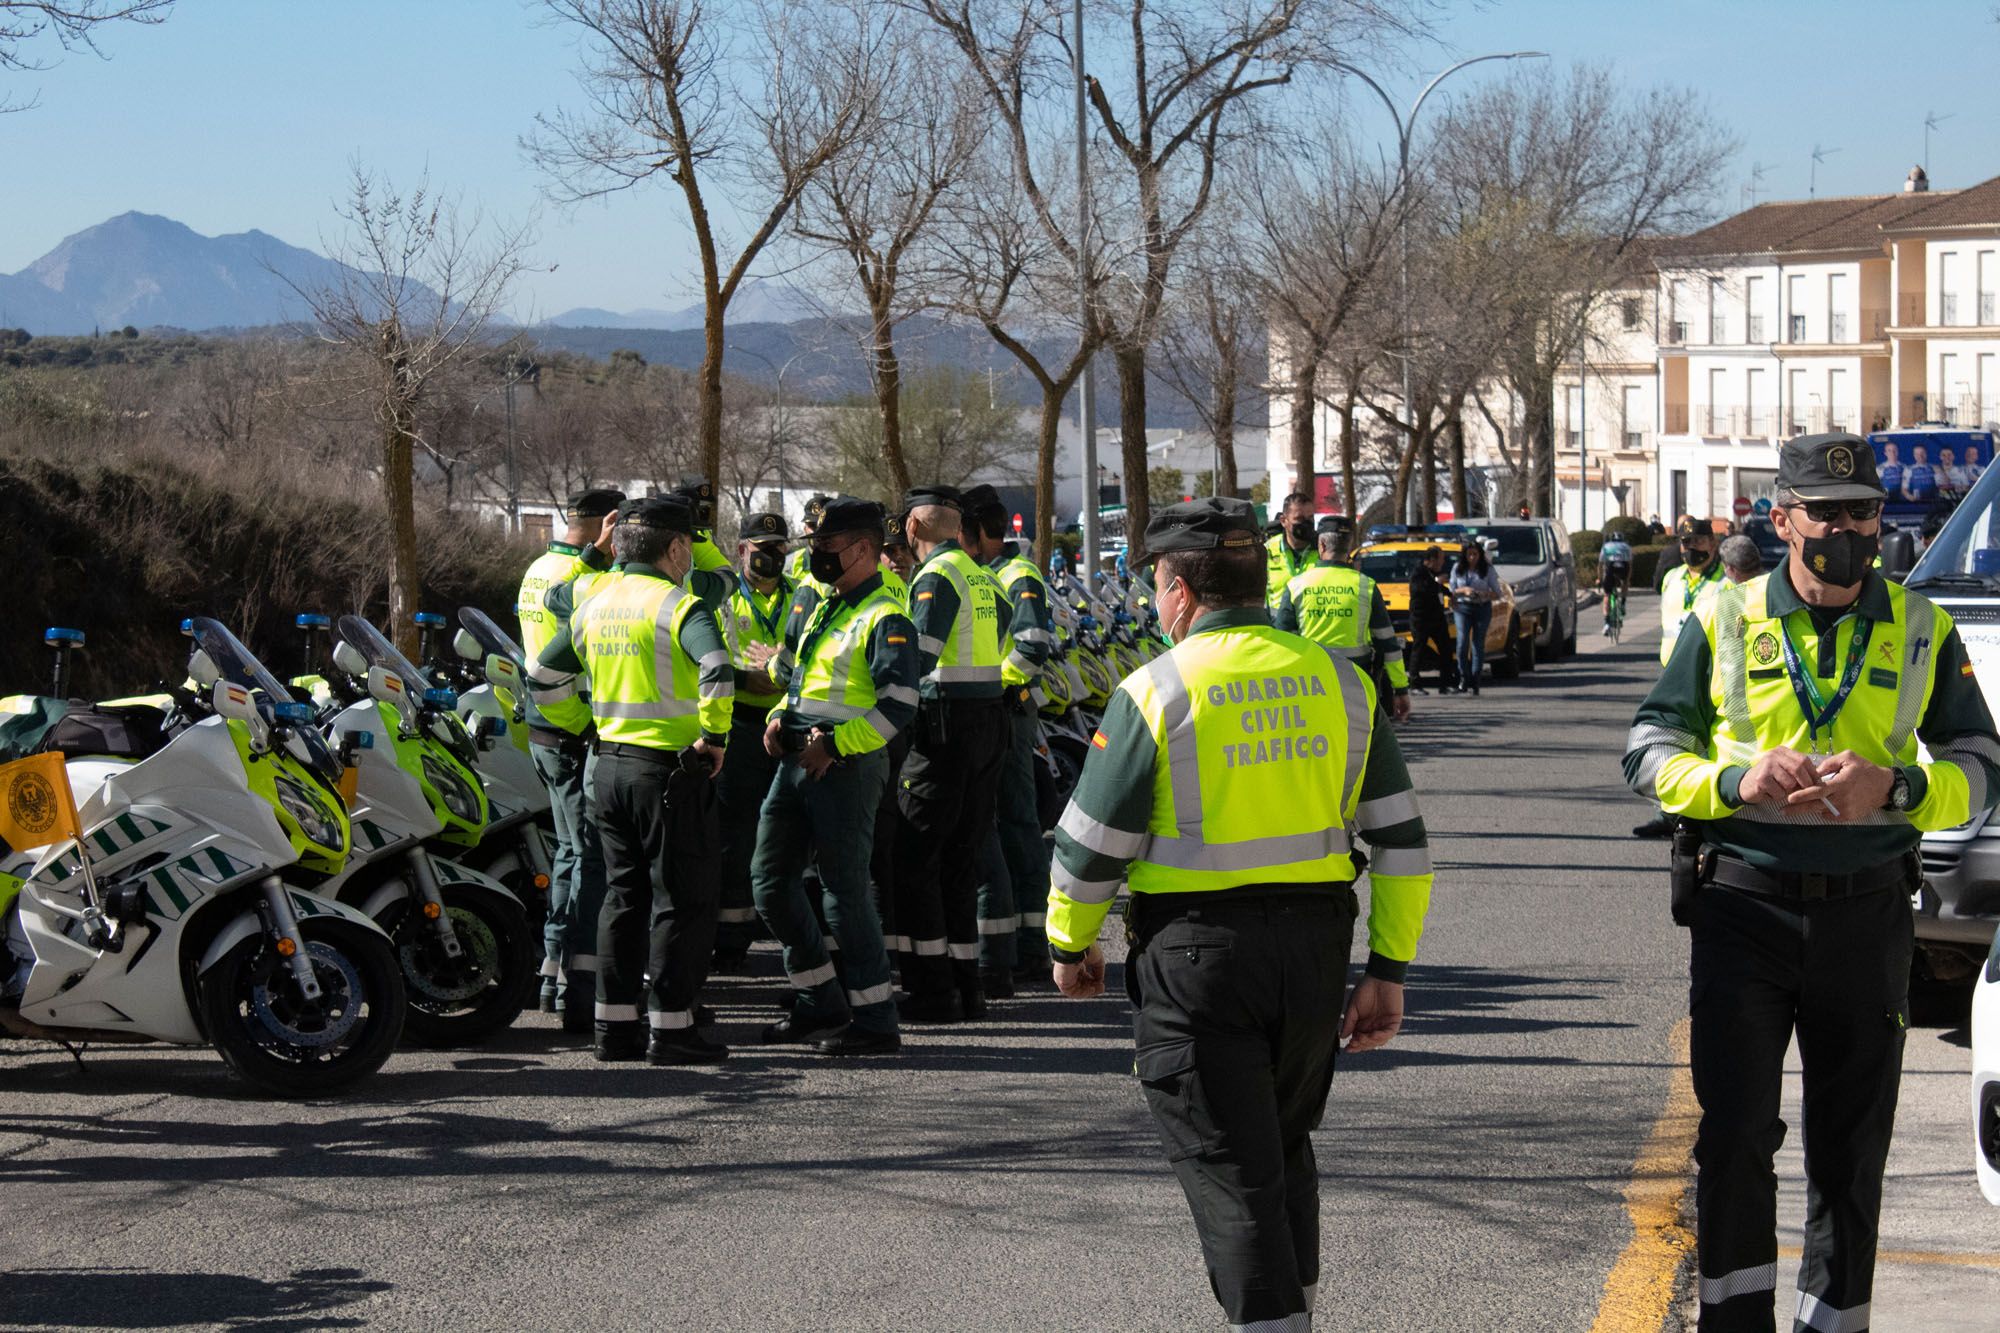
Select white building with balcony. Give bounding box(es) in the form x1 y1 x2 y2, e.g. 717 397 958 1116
1653 166 2000 523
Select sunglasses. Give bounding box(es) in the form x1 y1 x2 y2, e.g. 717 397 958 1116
1786 500 1883 523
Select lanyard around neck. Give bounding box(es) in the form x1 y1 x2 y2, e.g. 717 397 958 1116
1776 611 1873 751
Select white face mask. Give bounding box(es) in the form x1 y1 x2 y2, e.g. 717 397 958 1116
1162 578 1194 646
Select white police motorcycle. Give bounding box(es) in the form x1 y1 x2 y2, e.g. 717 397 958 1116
0 619 405 1096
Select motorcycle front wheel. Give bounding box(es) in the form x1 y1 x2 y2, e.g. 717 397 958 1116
391 885 536 1048
199 918 407 1097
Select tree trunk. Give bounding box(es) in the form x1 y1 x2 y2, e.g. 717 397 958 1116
1289 352 1320 502
1420 428 1438 524
1448 414 1468 517
1212 366 1238 498
698 307 725 489
383 403 421 660
870 294 912 495
1528 381 1555 516
1114 341 1151 558
1338 389 1357 520
1034 389 1063 568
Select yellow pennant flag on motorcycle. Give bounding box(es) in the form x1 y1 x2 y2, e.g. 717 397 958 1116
0 752 82 852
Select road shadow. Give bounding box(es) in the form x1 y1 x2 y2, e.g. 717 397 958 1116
0 1265 388 1329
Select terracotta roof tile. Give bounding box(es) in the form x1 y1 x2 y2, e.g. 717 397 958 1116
1879 174 2000 232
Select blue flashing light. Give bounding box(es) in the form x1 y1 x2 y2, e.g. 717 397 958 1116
44 627 85 645
295 613 331 628
423 687 459 710
413 612 446 627
179 618 194 634
272 702 315 725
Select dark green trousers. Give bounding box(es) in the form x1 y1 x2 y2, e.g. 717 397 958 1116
976 705 1050 970
591 746 719 1032
751 747 897 1034
715 707 777 952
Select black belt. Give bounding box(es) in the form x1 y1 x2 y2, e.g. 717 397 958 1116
594 740 684 762
1706 850 1916 901
1132 882 1359 923
529 726 588 753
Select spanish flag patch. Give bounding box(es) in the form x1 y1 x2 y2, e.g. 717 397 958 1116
1964 661 1978 677
917 591 935 601
1090 730 1109 749
887 635 907 645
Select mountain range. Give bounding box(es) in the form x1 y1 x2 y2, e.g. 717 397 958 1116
0 212 1226 426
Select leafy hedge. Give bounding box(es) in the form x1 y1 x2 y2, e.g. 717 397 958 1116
0 449 534 697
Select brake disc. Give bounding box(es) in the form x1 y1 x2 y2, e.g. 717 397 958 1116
249 941 363 1050
399 905 499 1005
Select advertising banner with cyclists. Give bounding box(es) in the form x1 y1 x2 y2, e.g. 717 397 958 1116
1867 427 1995 530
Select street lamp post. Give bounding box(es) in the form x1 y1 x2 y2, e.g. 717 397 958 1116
502 355 539 535
729 344 804 506
1329 51 1546 517
1074 0 1098 577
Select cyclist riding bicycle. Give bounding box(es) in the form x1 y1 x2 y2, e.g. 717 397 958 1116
1599 536 1633 633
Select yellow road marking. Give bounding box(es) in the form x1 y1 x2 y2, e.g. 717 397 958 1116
1589 1018 1698 1333
1779 1244 2000 1271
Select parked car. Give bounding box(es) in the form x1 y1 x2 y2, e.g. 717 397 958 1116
1353 539 1534 680
1451 519 1579 659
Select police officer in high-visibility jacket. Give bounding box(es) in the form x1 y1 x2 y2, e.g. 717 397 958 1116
960 483 1059 992
784 493 834 588
515 487 622 1028
1050 497 1432 1332
1624 434 2000 1333
892 485 1009 1023
751 496 920 1056
1636 515 1729 839
882 512 916 594
711 510 795 972
1273 518 1411 722
531 495 736 1066
1263 491 1317 605
670 473 735 578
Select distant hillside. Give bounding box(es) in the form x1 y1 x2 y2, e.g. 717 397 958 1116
0 212 392 335
543 278 826 330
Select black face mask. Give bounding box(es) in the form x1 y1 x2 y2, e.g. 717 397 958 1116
748 547 783 580
1682 542 1712 568
808 546 848 585
1288 520 1314 544
1798 529 1879 589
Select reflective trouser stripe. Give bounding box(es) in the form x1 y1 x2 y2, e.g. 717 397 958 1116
540 957 561 977
909 937 947 956
596 1003 640 1022
947 942 979 960
978 915 1021 934
1797 1291 1870 1332
715 908 758 923
1019 911 1046 927
1230 1315 1310 1332
847 982 894 1006
885 934 912 953
788 961 837 989
1699 1263 1776 1305
566 953 601 972
649 1010 693 1030
1302 1284 1316 1313
822 935 841 953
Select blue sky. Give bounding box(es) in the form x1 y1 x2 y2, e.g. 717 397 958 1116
3 0 1995 317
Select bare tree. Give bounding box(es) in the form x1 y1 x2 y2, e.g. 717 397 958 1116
0 0 172 112
1239 132 1402 502
529 0 879 491
293 168 531 656
1426 65 1730 513
794 9 986 497
1155 217 1267 498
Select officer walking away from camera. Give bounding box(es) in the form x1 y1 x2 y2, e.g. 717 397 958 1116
1635 515 1728 838
751 497 919 1055
1264 491 1317 605
893 485 1009 1022
711 510 795 973
961 483 1059 992
1049 497 1433 1332
1624 433 2000 1333
1273 517 1410 721
531 496 737 1065
516 487 623 1026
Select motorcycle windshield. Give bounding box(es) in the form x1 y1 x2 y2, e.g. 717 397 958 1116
189 617 342 780
456 607 526 670
336 615 430 700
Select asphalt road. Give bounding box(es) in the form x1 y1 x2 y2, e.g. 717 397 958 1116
1 592 1994 1331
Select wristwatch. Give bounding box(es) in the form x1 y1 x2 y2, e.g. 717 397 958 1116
1887 768 1914 812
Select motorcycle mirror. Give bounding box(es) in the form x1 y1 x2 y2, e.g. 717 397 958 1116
365 664 408 709
331 640 368 678
452 628 483 661
1880 528 1917 581
188 648 221 689
485 653 521 689
210 679 260 724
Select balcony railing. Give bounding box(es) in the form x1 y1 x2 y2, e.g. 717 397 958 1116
1828 312 1848 342
1664 403 1688 433
1710 317 1728 344
1663 320 1689 346
1623 429 1647 452
1698 407 1777 437
1899 293 1927 326
1935 394 1999 428
1785 406 1881 436
1787 314 1807 342
1863 308 1889 340
1747 316 1767 343
1943 293 1960 325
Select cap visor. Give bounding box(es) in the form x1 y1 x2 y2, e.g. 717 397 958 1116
1786 482 1887 501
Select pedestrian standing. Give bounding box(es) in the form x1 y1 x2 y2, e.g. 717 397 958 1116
711 511 795 973
530 495 736 1066
1636 516 1727 838
514 487 623 1029
891 486 1008 1023
1719 533 1762 585
1407 545 1459 694
1624 433 2000 1333
1264 492 1317 605
1049 497 1434 1331
960 483 1060 994
1273 519 1411 721
751 496 917 1056
1448 541 1501 695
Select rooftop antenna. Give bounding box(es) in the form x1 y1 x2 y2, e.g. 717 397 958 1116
1809 143 1841 198
1741 160 1768 209
1925 110 1954 175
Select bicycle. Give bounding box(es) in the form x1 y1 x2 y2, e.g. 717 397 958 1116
1601 567 1629 643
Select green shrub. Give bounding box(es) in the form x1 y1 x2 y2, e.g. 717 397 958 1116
1571 530 1604 563
1602 514 1649 545
1631 543 1668 588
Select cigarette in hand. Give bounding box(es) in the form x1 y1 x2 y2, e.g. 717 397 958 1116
1820 796 1840 817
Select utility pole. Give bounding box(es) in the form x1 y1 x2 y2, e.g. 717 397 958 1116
730 344 804 502
1074 0 1098 577
502 355 538 534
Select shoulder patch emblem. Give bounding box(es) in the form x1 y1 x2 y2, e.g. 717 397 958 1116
1750 631 1779 665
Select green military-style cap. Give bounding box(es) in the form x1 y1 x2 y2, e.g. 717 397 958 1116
883 511 911 549
739 511 788 543
960 483 1005 519
566 488 625 520
669 473 716 527
814 495 886 539
1777 431 1886 502
802 493 833 529
615 495 695 535
1135 496 1263 567
901 484 963 513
